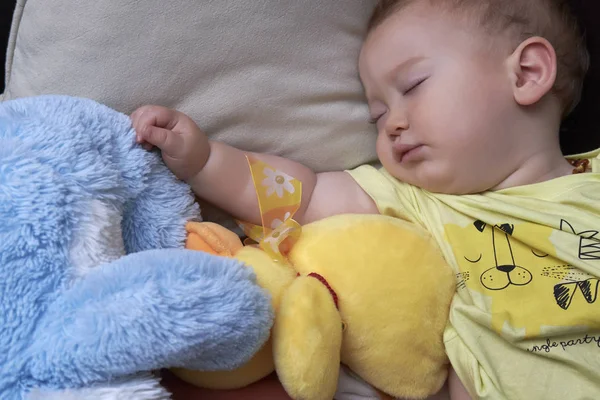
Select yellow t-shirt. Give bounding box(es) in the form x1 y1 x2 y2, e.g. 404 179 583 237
348 149 600 400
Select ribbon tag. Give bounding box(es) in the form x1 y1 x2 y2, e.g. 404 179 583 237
237 155 302 262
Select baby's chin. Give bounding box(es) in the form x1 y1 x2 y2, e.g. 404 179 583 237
382 160 475 195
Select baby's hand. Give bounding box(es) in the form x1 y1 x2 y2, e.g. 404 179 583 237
131 105 210 181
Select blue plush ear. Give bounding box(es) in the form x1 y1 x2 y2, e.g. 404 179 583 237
27 249 273 390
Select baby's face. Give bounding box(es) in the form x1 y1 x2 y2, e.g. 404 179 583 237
359 3 522 194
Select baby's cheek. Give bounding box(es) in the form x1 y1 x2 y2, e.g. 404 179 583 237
411 158 453 192
375 133 387 154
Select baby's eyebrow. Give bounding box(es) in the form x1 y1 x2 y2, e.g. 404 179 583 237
386 56 427 81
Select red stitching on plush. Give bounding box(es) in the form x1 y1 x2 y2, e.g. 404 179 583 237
308 273 339 309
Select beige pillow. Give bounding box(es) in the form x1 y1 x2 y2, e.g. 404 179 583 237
3 0 378 173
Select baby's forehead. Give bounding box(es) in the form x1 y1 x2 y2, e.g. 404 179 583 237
374 0 514 40
364 6 489 50
364 3 515 60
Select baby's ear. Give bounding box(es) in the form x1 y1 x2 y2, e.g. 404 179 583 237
508 37 557 106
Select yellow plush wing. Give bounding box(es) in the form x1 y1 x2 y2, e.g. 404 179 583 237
274 275 343 400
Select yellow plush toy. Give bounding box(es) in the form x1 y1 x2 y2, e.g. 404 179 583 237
173 213 455 399
172 157 455 399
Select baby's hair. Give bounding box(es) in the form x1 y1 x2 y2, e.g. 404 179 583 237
368 0 589 117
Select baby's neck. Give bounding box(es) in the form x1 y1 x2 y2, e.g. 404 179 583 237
491 142 573 191
490 101 573 190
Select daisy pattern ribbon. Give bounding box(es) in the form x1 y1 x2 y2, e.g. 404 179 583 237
237 155 303 262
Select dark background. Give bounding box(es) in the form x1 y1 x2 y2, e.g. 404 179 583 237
1 0 16 91
0 0 598 154
561 0 600 154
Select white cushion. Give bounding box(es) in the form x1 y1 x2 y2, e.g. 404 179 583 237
3 0 378 172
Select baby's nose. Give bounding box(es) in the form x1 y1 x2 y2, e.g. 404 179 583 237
385 111 409 137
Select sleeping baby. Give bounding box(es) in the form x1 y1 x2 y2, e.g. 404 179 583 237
133 0 600 398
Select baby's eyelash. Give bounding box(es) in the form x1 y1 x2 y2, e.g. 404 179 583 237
404 77 428 95
368 116 382 124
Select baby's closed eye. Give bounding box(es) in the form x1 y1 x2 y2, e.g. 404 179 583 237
367 102 387 125
402 76 428 95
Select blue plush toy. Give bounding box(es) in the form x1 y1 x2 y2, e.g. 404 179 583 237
0 95 273 400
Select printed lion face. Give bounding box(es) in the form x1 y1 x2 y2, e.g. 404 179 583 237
445 220 600 338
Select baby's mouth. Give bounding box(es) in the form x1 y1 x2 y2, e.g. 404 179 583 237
392 142 424 162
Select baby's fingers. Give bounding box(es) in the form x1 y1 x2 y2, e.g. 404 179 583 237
132 105 180 131
137 125 184 156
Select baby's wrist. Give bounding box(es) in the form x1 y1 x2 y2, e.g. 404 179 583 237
186 140 213 184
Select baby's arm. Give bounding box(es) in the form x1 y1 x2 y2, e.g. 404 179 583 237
188 140 376 224
131 105 377 225
448 368 471 400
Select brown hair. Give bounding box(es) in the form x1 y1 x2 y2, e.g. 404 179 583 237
367 0 589 116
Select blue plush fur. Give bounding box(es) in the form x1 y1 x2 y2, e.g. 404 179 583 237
0 96 273 400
